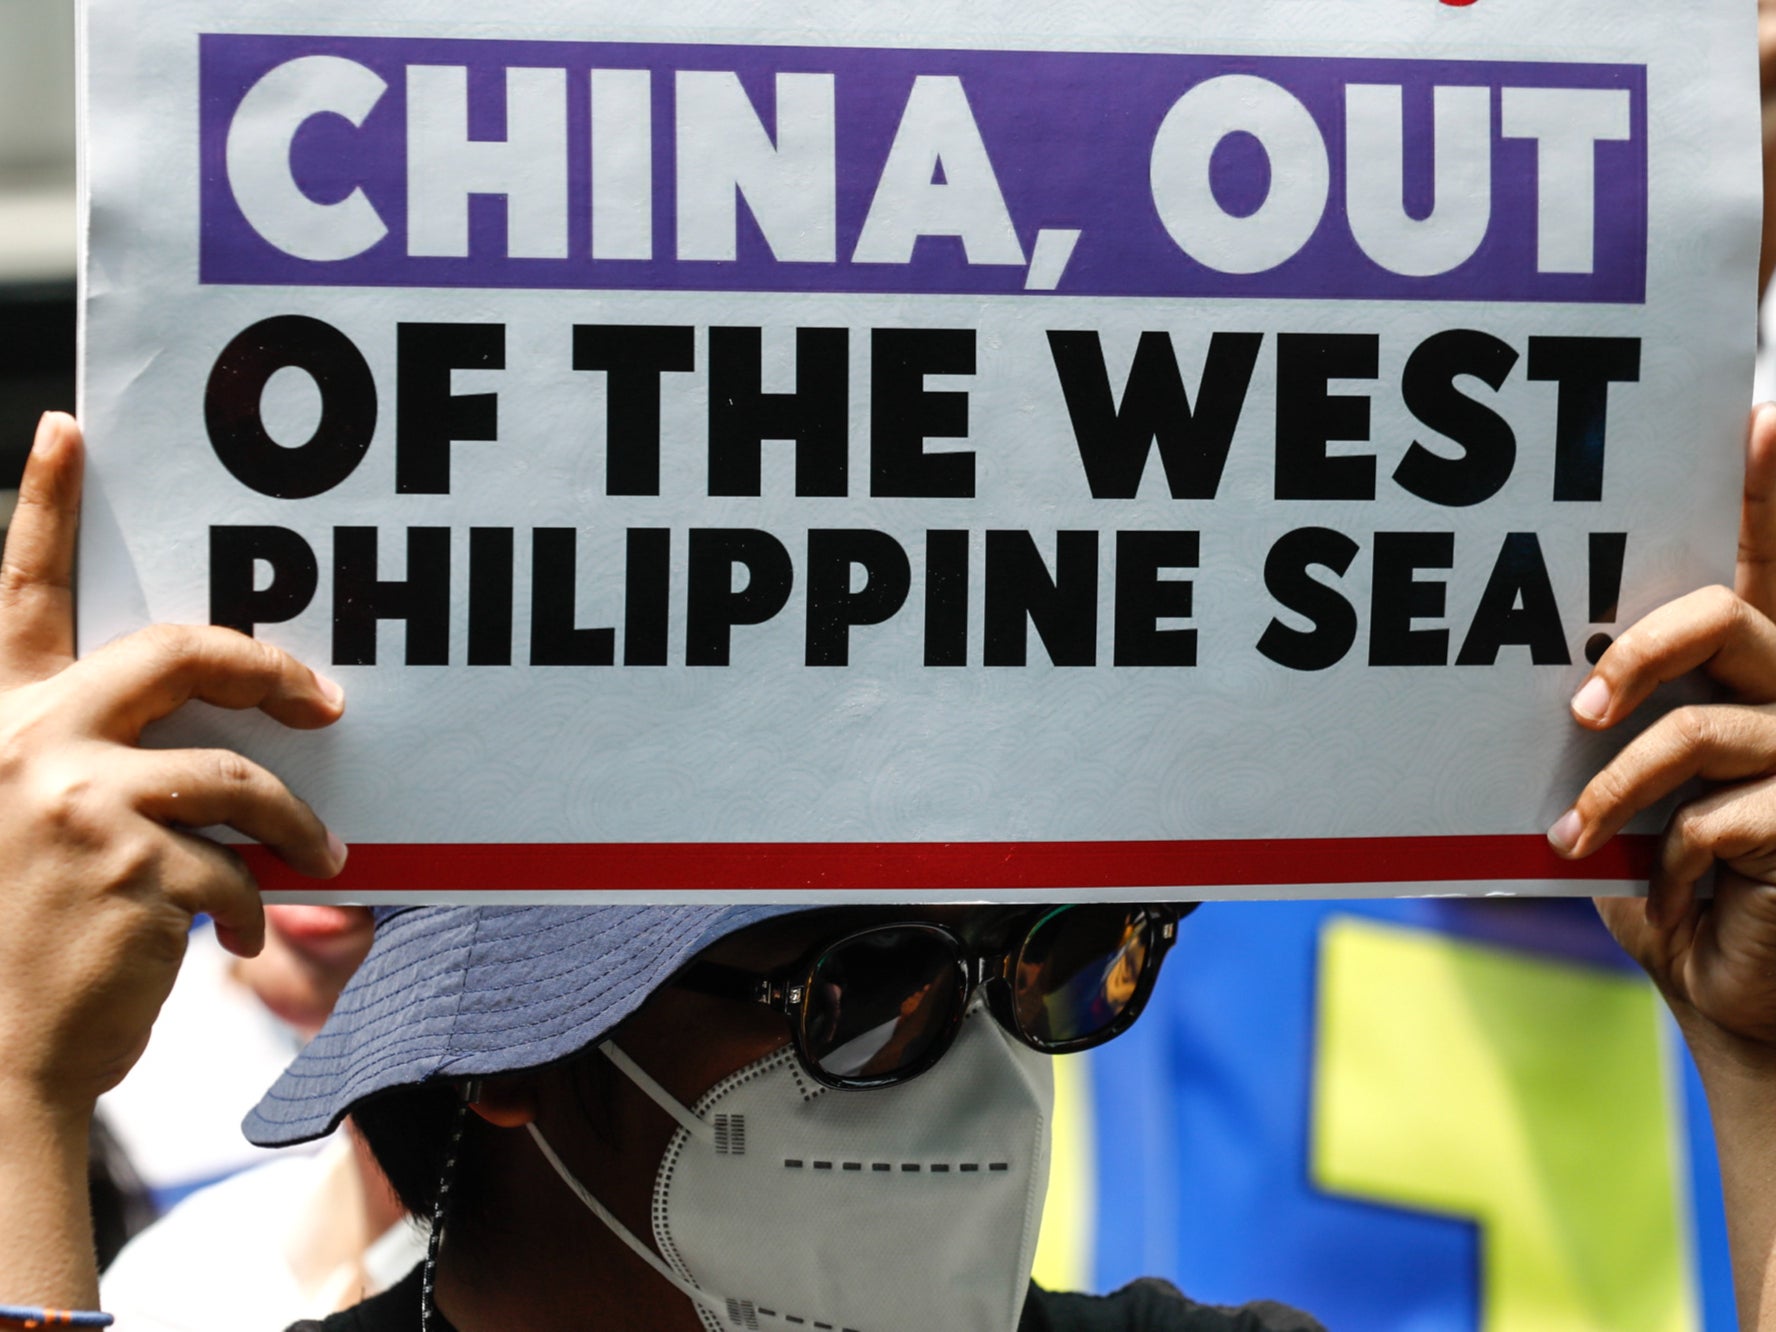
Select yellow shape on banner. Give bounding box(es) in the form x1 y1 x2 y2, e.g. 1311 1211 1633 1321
1033 1047 1096 1293
1313 916 1695 1332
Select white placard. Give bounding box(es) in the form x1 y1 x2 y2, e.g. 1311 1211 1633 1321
77 0 1759 900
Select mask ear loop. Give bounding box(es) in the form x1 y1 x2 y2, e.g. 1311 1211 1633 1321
597 1041 714 1144
525 1121 731 1322
420 1095 472 1332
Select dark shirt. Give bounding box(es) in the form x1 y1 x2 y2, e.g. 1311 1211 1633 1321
288 1266 1326 1332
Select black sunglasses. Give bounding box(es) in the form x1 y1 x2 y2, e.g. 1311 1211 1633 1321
677 903 1194 1089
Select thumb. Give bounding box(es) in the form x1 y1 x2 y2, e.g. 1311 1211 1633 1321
1738 403 1776 619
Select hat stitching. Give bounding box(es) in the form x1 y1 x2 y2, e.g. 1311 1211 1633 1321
248 904 808 1143
262 912 777 1083
449 948 674 1020
255 945 698 1093
253 1035 462 1089
272 950 664 1075
316 946 476 1018
441 909 489 1065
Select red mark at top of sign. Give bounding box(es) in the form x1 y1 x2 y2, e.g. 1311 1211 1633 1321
1441 0 1479 6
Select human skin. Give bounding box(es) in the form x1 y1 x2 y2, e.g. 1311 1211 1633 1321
0 413 346 1311
229 904 400 1255
1760 0 1776 295
1549 402 1776 1330
448 905 1004 1332
4 400 1776 1326
235 904 376 1040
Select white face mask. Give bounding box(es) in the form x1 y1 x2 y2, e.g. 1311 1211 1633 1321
528 998 1054 1332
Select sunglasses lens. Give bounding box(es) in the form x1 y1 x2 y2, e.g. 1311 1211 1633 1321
1014 906 1154 1048
804 927 962 1082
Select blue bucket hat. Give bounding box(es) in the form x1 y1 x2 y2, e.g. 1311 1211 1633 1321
244 902 806 1147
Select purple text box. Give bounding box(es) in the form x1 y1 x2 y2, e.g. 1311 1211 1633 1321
198 35 1647 303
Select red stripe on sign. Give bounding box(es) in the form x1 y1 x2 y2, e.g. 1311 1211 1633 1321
239 835 1654 894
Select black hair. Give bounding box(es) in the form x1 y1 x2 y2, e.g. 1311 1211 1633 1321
351 1081 470 1220
89 1115 156 1270
352 1048 624 1224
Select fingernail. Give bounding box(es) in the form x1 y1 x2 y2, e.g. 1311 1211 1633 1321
1571 676 1610 722
313 670 345 709
31 411 57 455
1547 809 1583 855
326 829 349 871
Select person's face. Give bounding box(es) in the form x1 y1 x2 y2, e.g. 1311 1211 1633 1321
231 904 375 1040
489 906 1036 1245
614 904 1029 1104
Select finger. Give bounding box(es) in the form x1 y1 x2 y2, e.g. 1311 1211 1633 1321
1644 856 1703 937
1565 586 1776 728
1739 403 1776 617
1684 869 1776 1044
64 623 344 740
123 747 345 880
1594 890 1703 979
1550 704 1776 857
0 413 83 686
1594 893 1655 969
153 829 268 957
1648 778 1776 927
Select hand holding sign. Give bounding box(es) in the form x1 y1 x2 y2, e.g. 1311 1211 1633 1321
0 413 346 1114
1556 405 1776 1057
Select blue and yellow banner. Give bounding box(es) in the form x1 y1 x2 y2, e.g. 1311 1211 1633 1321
1037 899 1733 1331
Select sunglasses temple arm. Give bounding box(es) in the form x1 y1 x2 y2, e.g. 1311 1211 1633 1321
598 1041 717 1145
675 961 773 1005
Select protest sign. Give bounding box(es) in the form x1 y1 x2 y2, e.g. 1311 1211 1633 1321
76 0 1758 901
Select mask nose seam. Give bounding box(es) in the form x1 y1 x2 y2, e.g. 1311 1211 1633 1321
654 1006 1053 1332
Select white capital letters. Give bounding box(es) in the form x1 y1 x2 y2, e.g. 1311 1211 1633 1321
407 65 569 260
1346 84 1491 277
852 75 1024 266
675 72 835 263
225 55 388 262
1150 75 1329 275
591 69 653 261
1500 87 1631 274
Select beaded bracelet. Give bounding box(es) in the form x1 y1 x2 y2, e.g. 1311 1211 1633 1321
0 1307 114 1328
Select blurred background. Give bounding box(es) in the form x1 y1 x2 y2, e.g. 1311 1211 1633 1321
0 4 1741 1329
0 0 77 540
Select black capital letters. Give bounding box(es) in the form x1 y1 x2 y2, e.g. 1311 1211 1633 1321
1394 330 1521 508
1048 331 1261 500
708 327 849 497
572 325 696 496
332 527 450 666
871 329 976 498
530 529 615 666
1275 334 1379 501
205 316 376 499
1113 531 1198 667
805 529 911 666
1456 532 1570 665
1256 528 1359 671
686 529 794 666
983 531 1098 667
209 526 318 636
1369 531 1453 666
1527 337 1641 502
467 527 514 666
396 323 505 495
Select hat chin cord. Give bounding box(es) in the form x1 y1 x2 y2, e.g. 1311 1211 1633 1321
420 1098 471 1332
416 1044 730 1329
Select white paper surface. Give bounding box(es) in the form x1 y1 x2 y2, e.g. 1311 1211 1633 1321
76 0 1760 900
